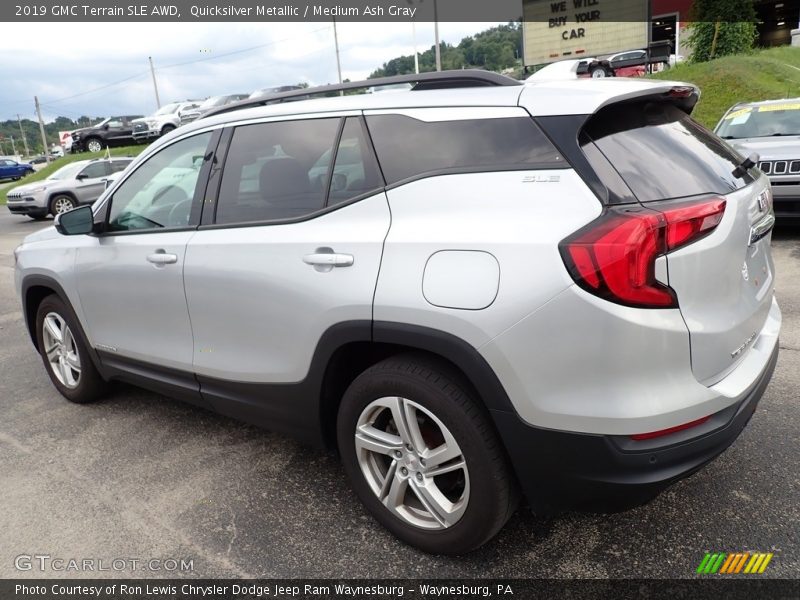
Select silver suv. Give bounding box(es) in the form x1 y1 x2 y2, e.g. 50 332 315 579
14 72 781 554
7 157 133 220
716 98 800 221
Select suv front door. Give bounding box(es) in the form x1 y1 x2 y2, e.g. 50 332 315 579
74 161 111 204
74 131 215 399
182 115 389 432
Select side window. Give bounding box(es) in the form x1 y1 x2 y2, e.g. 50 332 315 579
215 118 339 225
365 115 564 185
107 132 212 232
109 160 132 173
79 162 109 179
327 117 383 206
107 120 123 128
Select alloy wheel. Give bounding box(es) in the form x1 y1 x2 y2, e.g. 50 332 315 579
354 396 469 530
53 197 74 214
41 312 81 389
86 139 103 152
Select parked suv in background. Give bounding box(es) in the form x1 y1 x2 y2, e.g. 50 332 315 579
14 72 780 554
716 98 800 221
132 101 201 141
71 116 143 153
7 157 132 219
180 94 249 125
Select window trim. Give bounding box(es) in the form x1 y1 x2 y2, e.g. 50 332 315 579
96 129 220 237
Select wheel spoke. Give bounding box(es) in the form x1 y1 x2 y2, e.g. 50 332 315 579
355 424 403 456
65 352 81 372
59 358 72 384
388 397 426 453
43 316 63 343
382 469 408 511
423 440 462 470
63 326 75 352
425 459 467 478
378 461 398 501
45 343 60 362
410 479 459 528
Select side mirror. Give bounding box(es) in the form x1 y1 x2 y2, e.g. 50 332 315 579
102 123 110 130
54 205 94 236
76 173 88 180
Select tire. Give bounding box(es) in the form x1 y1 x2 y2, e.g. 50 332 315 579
29 213 48 221
35 294 106 404
49 194 75 216
590 65 612 78
160 124 176 135
85 137 104 153
337 354 518 554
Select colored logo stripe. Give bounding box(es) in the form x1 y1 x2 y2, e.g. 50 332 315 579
697 552 774 574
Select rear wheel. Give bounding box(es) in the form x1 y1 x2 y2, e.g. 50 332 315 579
35 295 106 403
337 354 517 554
50 194 75 216
590 64 612 78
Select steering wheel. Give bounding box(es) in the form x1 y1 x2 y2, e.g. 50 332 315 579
167 198 193 227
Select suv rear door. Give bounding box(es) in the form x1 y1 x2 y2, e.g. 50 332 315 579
581 100 776 384
182 114 389 431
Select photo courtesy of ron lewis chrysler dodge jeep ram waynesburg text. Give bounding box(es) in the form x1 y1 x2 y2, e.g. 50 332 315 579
14 71 781 554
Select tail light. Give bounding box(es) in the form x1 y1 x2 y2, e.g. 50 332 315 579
630 415 710 441
560 198 726 309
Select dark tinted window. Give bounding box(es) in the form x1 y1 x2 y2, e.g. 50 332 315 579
583 102 753 202
326 117 383 206
79 162 109 179
365 115 564 184
109 160 132 173
216 118 339 225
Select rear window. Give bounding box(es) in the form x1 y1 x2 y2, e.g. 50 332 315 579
582 102 753 202
365 115 565 185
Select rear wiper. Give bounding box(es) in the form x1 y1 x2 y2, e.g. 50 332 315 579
732 152 759 179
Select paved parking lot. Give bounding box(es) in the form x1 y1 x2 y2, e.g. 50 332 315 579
0 209 797 579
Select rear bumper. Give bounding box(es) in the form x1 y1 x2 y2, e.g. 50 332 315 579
493 341 778 515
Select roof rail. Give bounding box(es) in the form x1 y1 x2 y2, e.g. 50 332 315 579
202 69 522 119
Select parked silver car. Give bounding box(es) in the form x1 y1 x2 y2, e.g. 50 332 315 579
6 157 133 219
14 72 780 554
716 98 800 221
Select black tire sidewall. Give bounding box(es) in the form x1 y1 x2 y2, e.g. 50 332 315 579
35 295 103 403
337 362 510 554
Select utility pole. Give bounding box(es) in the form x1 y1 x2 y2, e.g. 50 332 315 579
333 18 343 95
412 20 420 74
34 96 50 164
148 56 161 109
17 114 30 157
433 0 441 71
10 135 17 156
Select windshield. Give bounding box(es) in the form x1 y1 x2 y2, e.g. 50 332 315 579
716 102 800 139
154 103 181 116
47 162 86 180
93 118 110 128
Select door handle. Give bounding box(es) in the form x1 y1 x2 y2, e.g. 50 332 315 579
146 250 178 265
302 249 354 272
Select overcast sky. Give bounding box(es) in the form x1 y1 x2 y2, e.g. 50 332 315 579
0 22 498 123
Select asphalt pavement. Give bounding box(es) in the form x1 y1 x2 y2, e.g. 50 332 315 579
0 209 797 579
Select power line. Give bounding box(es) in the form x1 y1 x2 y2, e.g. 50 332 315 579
43 71 149 105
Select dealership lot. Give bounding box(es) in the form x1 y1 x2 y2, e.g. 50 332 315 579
0 210 797 578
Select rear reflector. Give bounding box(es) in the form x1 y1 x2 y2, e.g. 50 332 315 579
630 416 711 441
560 198 726 309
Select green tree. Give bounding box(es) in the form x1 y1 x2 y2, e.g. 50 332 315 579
686 0 758 62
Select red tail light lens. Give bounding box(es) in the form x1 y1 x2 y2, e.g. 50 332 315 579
560 198 726 309
630 415 710 440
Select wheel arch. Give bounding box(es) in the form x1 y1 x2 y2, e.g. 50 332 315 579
318 321 517 449
21 275 103 374
47 190 78 210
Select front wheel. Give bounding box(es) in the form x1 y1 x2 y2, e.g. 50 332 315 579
337 355 518 554
50 194 75 216
590 65 612 78
160 124 176 135
85 138 104 153
35 295 106 403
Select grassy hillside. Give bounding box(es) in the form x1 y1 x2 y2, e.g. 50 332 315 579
651 46 800 129
2 145 147 205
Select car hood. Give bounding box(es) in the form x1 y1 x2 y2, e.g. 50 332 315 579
726 136 800 161
23 225 59 244
71 126 97 136
12 179 58 194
